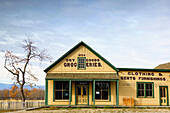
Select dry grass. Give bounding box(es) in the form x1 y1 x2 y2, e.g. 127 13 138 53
0 100 45 102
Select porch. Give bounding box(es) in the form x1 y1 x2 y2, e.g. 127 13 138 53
45 73 119 106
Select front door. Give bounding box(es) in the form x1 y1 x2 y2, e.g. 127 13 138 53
76 85 88 105
160 86 168 106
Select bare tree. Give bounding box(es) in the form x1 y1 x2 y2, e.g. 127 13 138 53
4 38 51 102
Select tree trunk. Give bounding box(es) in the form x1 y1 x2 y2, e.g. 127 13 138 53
20 88 25 102
20 87 25 108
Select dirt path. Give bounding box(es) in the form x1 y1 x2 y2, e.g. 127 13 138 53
17 108 170 113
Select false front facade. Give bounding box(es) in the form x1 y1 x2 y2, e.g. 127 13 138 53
44 41 169 106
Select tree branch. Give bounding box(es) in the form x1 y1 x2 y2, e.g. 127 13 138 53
4 57 18 76
3 38 52 102
26 71 38 81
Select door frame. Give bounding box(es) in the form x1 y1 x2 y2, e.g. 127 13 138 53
159 86 169 106
75 82 89 105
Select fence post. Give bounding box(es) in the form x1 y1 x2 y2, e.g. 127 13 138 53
8 102 10 110
26 102 28 108
22 102 24 109
15 102 17 110
0 102 1 110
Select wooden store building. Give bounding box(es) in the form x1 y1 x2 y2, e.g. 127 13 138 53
44 41 170 106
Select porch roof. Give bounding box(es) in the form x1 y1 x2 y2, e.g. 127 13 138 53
46 73 119 80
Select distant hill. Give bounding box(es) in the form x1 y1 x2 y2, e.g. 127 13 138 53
155 62 170 69
0 83 45 90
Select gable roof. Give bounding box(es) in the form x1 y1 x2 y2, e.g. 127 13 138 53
155 62 170 69
44 41 119 72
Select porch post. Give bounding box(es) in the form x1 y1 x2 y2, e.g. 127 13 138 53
45 79 48 106
69 80 72 106
93 80 95 105
116 80 119 106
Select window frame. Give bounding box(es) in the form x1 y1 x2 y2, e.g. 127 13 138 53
77 57 86 70
54 81 69 100
137 82 154 98
95 81 110 100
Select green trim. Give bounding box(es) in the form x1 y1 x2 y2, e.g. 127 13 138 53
44 41 119 72
117 68 170 72
46 105 118 107
95 79 119 81
116 80 119 106
159 86 161 106
75 82 76 105
167 87 169 106
53 81 70 101
92 81 93 101
88 82 89 105
46 105 70 106
109 81 111 101
47 79 118 81
74 104 89 105
153 83 154 98
52 79 70 81
45 80 48 106
159 86 169 106
136 82 138 98
93 80 95 105
69 80 72 106
77 57 86 70
137 82 154 98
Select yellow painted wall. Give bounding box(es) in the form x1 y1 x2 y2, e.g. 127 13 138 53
46 44 118 106
118 71 170 106
89 81 93 105
47 80 117 106
71 81 76 105
47 71 170 106
48 45 116 73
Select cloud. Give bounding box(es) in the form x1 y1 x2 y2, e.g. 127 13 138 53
9 20 42 27
0 52 15 84
0 0 170 84
0 30 23 44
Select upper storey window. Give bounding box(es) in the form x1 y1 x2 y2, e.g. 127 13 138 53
78 57 86 70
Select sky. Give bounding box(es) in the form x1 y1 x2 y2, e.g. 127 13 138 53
0 0 170 85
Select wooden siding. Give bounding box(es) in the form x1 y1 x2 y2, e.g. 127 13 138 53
48 45 116 73
118 71 170 106
47 81 117 106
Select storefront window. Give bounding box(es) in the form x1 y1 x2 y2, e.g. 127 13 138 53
55 81 69 100
95 81 109 100
138 83 144 97
146 83 153 97
137 82 154 98
78 57 86 69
